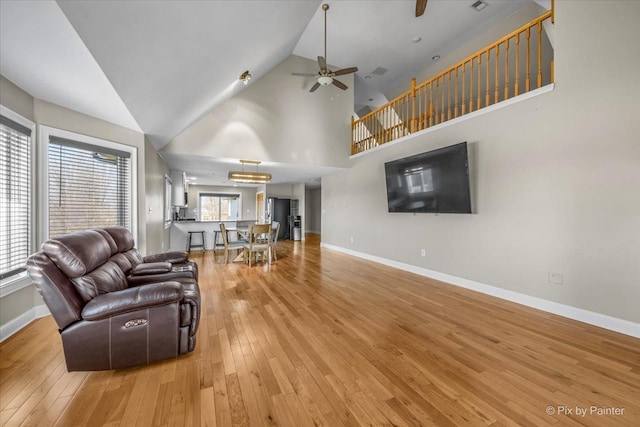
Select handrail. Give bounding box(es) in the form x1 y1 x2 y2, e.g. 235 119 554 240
352 9 554 155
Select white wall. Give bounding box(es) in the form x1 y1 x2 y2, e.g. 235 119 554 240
322 1 640 324
145 137 170 254
162 55 353 169
305 187 322 234
266 183 293 199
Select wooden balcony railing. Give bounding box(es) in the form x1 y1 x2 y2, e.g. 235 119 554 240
352 8 554 155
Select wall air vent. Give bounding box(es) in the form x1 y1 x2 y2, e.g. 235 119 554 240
471 1 488 11
371 67 388 76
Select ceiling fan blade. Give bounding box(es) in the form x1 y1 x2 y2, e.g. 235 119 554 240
309 82 321 93
317 56 327 71
332 79 348 90
291 72 317 77
333 67 358 76
415 0 428 17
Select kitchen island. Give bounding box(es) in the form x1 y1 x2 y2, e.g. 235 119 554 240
170 220 257 251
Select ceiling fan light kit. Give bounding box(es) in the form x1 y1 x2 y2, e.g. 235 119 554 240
291 3 358 93
228 160 271 183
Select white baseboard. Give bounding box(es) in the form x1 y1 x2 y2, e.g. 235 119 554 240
0 304 50 343
321 243 640 339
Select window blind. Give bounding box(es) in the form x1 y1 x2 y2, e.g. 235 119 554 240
48 136 131 238
0 115 32 280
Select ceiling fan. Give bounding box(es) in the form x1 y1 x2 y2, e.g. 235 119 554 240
415 0 428 17
291 4 358 93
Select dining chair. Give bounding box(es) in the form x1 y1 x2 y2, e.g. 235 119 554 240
220 223 245 264
242 223 272 267
269 221 280 263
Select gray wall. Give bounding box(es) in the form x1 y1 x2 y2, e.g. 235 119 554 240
145 137 171 254
305 187 321 234
322 1 640 324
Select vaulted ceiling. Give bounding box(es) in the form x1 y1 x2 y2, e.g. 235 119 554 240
1 0 538 154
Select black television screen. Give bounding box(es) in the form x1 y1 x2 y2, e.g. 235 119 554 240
384 142 472 214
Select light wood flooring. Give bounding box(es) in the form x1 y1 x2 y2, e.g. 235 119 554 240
1 234 639 426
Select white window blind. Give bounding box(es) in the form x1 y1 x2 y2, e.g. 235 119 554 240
0 115 32 281
48 136 131 238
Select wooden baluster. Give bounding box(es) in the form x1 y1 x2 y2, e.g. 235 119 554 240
526 27 531 92
515 32 520 96
485 50 490 108
461 63 466 116
454 67 459 118
504 38 510 100
411 78 417 133
537 21 543 88
494 44 499 104
447 71 452 121
441 75 445 123
429 82 433 127
469 57 474 113
477 55 482 110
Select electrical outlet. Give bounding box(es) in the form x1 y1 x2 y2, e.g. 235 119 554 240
420 249 426 257
549 272 563 285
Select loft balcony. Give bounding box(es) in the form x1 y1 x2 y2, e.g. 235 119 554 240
352 7 554 155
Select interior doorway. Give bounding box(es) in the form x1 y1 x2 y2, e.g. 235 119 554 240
256 191 265 223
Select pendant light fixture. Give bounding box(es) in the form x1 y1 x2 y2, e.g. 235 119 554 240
228 160 271 183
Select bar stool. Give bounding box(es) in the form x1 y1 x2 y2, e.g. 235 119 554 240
187 231 205 252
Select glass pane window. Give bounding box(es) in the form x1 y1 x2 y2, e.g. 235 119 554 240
48 136 132 238
199 194 239 221
0 114 32 281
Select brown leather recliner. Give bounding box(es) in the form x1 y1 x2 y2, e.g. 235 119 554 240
26 229 200 371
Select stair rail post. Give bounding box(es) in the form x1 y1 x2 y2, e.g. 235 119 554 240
411 78 417 133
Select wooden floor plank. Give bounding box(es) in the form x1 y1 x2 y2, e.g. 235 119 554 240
0 234 638 426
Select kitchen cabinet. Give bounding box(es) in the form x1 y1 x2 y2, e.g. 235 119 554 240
171 171 188 206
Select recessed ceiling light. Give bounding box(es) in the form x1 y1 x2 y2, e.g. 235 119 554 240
412 37 422 44
368 98 374 102
432 55 440 61
364 75 372 80
471 0 488 12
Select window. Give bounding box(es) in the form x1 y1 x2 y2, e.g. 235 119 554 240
164 174 172 228
199 193 239 221
41 127 137 239
0 109 34 284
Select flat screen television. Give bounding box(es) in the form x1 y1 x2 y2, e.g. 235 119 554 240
384 142 472 214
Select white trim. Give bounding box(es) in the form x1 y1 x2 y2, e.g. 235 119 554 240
320 242 640 339
0 274 32 298
38 126 138 245
350 84 555 160
0 105 37 291
0 304 50 343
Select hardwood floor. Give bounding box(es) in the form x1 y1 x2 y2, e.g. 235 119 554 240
1 234 639 426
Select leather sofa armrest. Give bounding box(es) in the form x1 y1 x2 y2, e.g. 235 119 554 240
131 262 172 275
143 251 188 264
82 282 183 321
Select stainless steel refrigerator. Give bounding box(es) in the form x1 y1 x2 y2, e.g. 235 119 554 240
266 198 290 240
